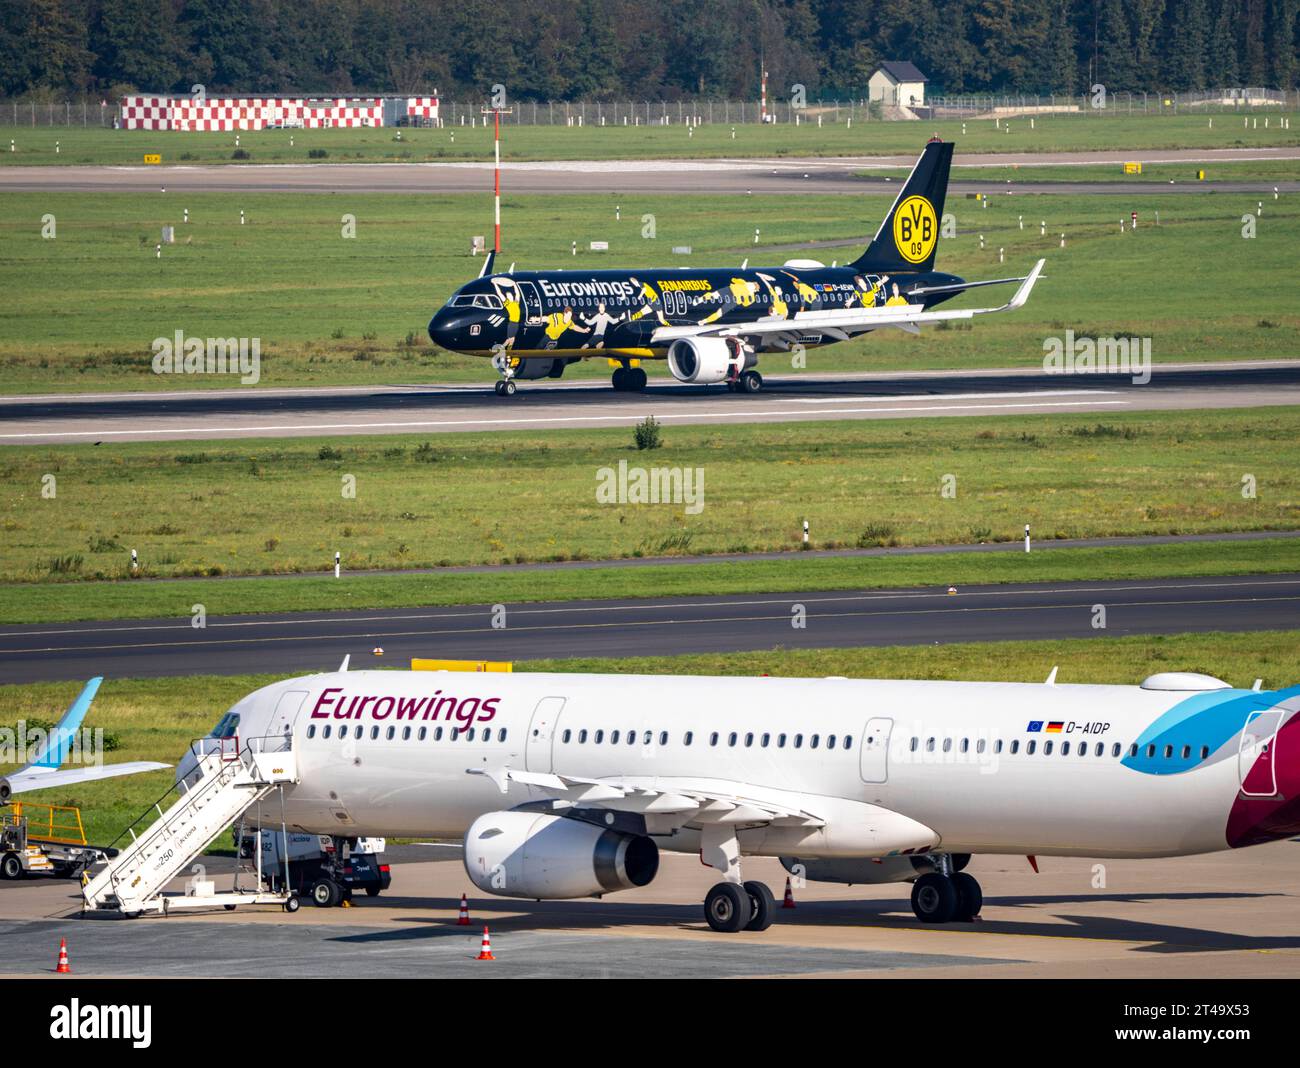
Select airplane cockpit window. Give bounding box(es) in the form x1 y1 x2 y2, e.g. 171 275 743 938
209 712 241 738
451 295 477 307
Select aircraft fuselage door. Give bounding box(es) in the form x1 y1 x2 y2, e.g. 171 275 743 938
860 717 893 783
266 690 309 747
516 280 543 348
526 697 566 773
1239 709 1281 797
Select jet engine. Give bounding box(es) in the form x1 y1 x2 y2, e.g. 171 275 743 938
516 358 560 379
666 337 736 384
464 810 659 899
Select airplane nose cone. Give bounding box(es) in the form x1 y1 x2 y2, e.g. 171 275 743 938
428 308 454 348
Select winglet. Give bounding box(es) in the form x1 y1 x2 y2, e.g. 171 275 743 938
477 249 496 279
1004 258 1045 312
339 654 350 673
1044 666 1058 686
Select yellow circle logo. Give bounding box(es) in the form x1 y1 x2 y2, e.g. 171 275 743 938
893 196 937 264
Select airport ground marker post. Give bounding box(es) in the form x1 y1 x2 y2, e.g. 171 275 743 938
1024 524 1031 553
334 551 340 579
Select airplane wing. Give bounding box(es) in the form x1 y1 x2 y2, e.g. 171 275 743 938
471 767 825 827
2 761 172 800
0 676 171 802
650 258 1045 345
467 767 940 858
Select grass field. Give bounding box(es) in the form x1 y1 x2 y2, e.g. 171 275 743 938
2 114 1297 167
5 628 1298 844
2 407 1297 586
0 536 1296 626
1 186 1297 393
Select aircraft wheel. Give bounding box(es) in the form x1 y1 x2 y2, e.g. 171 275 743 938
704 881 751 933
742 880 775 931
739 370 763 394
910 872 958 923
311 878 342 908
952 872 983 922
611 367 628 391
502 380 516 396
493 380 505 396
0 852 24 880
629 368 648 392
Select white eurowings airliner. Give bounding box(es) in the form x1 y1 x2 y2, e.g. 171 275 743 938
0 677 170 803
181 667 1299 932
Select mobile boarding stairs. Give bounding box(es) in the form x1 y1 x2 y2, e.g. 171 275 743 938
81 735 301 917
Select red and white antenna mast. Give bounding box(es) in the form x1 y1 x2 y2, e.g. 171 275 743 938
481 104 513 253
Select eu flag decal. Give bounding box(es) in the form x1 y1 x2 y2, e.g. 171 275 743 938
1027 721 1043 733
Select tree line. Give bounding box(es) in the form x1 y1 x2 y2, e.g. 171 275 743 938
2 0 1297 101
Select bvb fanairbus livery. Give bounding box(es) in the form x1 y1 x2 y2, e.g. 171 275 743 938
427 138 1044 396
178 667 1299 932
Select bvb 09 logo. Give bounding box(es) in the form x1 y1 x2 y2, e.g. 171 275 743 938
893 196 937 263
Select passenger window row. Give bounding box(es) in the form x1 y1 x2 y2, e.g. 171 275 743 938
907 736 1211 761
559 728 853 751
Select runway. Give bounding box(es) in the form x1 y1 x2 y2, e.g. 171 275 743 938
3 361 1298 444
2 147 1296 195
2 845 1297 978
2 573 1297 684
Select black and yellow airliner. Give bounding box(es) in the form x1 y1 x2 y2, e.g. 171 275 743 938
428 139 1044 396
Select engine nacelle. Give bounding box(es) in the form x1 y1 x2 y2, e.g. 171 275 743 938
0 778 11 804
667 336 736 384
516 358 559 380
780 854 936 886
464 810 659 900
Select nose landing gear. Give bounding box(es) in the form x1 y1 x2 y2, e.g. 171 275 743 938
491 351 519 397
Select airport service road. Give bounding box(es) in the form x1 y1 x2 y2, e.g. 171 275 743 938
2 573 1298 685
3 361 1299 445
1 147 1297 195
2 846 1298 978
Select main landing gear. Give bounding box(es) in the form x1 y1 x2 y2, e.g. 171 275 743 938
699 825 775 933
910 855 982 923
726 369 763 394
611 366 647 392
704 879 776 933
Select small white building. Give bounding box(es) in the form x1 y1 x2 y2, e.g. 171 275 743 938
868 62 928 108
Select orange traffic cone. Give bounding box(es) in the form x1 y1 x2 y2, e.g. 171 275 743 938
476 926 495 961
457 893 470 926
782 877 797 909
55 938 71 974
